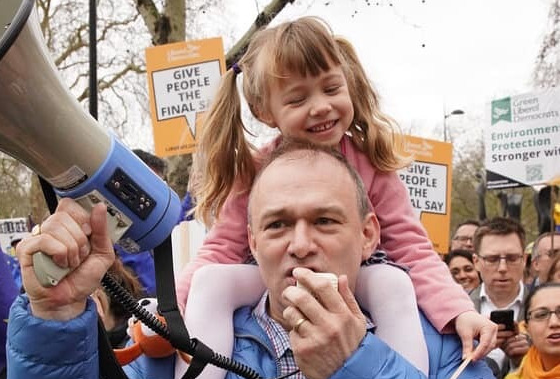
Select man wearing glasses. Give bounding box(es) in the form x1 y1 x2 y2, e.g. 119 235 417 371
531 231 560 288
450 220 480 252
469 217 531 379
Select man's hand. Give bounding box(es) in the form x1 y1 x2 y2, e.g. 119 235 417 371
455 310 498 361
496 325 530 367
16 198 115 321
494 324 516 349
502 334 530 367
282 268 366 379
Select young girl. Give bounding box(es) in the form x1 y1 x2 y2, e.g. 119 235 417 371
176 17 495 378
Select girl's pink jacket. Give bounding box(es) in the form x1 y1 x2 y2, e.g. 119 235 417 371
176 135 474 332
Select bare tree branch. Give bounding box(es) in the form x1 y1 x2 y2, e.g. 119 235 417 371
226 0 295 67
133 0 163 44
76 61 143 101
534 0 560 88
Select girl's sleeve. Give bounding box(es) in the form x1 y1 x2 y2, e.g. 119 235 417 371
175 188 251 310
370 171 475 332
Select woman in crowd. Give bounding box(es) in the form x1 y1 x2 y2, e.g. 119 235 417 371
444 249 481 293
506 283 560 378
91 258 144 348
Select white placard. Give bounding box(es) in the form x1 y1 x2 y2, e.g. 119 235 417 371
486 89 560 189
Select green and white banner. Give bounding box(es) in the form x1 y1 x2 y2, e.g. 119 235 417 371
485 89 560 189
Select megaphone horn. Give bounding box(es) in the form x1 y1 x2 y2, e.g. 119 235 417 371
0 0 181 285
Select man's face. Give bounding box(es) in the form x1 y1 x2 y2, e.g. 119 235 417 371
534 235 560 283
447 256 480 292
451 224 478 251
473 233 525 299
247 152 378 322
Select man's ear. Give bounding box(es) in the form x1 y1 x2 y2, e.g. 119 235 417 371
531 255 540 271
473 253 482 272
361 212 380 261
247 224 257 258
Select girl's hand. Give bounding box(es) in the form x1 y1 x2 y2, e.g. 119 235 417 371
16 198 115 321
455 310 498 361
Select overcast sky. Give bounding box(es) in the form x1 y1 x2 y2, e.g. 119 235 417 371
229 0 551 144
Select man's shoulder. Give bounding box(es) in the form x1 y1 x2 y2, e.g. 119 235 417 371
231 308 492 379
470 285 482 299
418 310 494 378
233 306 266 340
469 285 483 309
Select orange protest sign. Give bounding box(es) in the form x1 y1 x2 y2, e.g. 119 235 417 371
398 135 453 254
146 38 225 157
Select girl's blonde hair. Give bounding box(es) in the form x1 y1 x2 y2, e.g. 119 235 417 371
193 16 409 226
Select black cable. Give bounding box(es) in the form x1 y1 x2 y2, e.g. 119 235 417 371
101 274 264 379
35 159 272 379
37 175 268 379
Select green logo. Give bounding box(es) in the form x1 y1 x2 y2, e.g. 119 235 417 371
491 97 511 125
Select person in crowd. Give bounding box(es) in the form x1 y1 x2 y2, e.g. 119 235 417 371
8 239 20 256
545 254 560 283
0 250 18 379
444 249 481 293
114 148 167 297
7 142 494 379
179 191 195 222
5 239 22 290
91 258 144 348
178 16 495 376
523 241 538 288
132 149 167 180
530 231 560 289
451 220 480 252
505 283 560 378
113 243 155 297
470 217 531 379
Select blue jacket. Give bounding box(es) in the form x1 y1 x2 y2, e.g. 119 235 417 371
8 295 493 379
2 253 21 291
0 253 18 371
114 245 156 297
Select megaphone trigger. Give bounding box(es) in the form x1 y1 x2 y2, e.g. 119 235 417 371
32 190 134 287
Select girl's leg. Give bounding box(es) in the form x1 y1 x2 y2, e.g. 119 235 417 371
356 264 429 376
182 264 264 379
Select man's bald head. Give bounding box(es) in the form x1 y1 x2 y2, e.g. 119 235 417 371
247 140 372 226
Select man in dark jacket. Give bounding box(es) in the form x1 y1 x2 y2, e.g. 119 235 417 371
470 217 531 379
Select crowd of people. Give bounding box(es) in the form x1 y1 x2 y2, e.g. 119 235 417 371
2 14 560 379
446 219 560 378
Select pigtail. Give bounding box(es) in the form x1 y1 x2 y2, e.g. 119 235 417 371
192 67 256 226
335 37 411 172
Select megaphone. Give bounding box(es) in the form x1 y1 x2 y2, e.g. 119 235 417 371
0 0 182 285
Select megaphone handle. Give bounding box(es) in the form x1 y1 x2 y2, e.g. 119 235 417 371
32 191 132 287
32 252 72 287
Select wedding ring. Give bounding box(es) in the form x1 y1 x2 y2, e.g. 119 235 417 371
293 318 307 333
31 224 42 236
